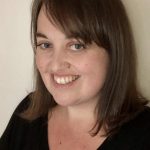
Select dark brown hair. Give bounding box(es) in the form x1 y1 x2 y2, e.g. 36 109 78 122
24 0 148 136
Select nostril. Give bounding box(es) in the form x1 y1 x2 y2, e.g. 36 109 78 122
50 59 71 73
63 61 71 69
49 51 71 72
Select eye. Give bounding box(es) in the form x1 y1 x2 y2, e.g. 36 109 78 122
70 43 86 51
36 42 52 50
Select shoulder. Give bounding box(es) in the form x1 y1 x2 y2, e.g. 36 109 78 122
0 93 32 138
1 93 32 132
0 93 47 150
116 106 150 149
13 93 32 114
125 106 150 133
127 106 150 149
102 106 150 150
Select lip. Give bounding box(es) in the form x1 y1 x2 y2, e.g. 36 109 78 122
51 74 80 88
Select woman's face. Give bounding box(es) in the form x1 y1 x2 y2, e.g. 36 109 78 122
36 8 109 107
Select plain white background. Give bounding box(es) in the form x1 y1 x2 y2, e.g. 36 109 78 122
0 0 150 136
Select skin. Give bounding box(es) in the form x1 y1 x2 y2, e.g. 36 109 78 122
36 8 109 110
36 7 109 149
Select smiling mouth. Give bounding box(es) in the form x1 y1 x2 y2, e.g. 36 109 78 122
53 75 80 85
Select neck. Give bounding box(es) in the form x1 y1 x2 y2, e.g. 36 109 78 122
56 100 98 132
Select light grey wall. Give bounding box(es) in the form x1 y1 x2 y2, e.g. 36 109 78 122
123 0 150 99
0 0 150 136
0 0 33 136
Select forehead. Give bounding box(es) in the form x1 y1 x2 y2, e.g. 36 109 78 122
37 7 54 31
36 5 94 44
37 8 64 36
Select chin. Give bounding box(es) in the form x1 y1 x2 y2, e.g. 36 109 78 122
53 97 78 107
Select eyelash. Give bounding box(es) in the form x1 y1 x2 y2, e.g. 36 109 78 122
69 43 86 51
36 41 87 51
36 42 51 50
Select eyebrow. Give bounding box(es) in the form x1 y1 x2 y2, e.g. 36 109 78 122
36 32 79 41
36 32 48 39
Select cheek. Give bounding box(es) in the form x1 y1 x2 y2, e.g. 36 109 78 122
78 57 106 73
78 54 109 81
35 55 49 73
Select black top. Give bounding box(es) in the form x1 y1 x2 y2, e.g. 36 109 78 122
0 95 150 150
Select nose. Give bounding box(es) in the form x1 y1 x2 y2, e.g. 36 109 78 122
50 51 71 73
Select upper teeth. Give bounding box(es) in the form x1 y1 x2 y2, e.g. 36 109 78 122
54 75 79 84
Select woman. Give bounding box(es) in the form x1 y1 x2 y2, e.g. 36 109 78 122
0 0 150 149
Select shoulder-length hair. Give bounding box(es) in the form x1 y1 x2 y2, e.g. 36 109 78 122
23 0 148 136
